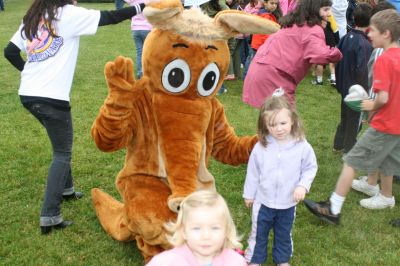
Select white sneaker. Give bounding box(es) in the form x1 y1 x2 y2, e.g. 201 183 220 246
360 193 395 210
351 176 379 196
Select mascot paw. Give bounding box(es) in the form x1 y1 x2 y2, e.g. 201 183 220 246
105 56 136 92
167 196 185 213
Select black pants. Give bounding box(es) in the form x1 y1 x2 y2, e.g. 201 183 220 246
333 99 361 153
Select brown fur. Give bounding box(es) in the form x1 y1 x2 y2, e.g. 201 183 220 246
91 0 277 262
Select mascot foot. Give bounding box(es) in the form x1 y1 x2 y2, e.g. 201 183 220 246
91 188 134 241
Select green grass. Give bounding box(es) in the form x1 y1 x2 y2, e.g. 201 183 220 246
1 1 399 265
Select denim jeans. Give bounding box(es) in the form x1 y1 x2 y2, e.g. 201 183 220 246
23 102 74 226
132 30 150 79
115 0 125 10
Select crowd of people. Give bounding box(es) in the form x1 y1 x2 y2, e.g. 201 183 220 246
3 0 400 265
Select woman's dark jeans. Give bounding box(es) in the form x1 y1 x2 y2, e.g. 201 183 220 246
23 102 74 226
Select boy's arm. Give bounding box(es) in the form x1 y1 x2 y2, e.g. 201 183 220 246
361 90 389 111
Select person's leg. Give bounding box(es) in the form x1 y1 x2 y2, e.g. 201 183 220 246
24 103 74 230
272 207 295 265
333 99 346 152
343 105 361 153
240 37 249 67
303 163 355 225
0 0 4 11
311 65 323 85
226 38 237 80
133 30 150 79
115 0 125 10
328 62 336 86
245 203 273 265
243 48 255 80
233 39 242 79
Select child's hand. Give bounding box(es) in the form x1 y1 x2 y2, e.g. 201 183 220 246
244 199 254 208
293 186 307 203
361 99 375 111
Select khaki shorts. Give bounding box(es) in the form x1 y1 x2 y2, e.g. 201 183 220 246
344 128 400 176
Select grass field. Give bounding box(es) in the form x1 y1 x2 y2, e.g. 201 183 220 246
0 1 399 265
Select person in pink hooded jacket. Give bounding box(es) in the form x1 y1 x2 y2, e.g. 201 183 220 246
243 0 342 108
146 190 247 266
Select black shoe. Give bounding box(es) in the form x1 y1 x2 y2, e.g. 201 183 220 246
40 220 73 234
63 191 84 201
390 219 400 227
303 199 340 225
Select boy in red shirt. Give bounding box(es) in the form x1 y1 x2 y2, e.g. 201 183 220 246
303 9 400 225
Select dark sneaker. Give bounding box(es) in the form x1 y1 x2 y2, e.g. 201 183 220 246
63 191 84 201
303 199 340 225
311 78 323 85
329 78 336 88
390 219 400 227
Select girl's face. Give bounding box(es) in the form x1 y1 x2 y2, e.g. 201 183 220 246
264 0 278 12
182 206 226 265
319 6 331 22
266 108 293 143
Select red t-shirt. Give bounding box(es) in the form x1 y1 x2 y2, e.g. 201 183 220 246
370 48 400 134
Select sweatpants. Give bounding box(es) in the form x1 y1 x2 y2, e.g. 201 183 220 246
245 202 295 264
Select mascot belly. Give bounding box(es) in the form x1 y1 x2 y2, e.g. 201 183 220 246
90 0 279 262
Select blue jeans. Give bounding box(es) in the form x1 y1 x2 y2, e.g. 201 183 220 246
23 102 74 226
0 0 4 11
132 30 150 79
115 0 125 9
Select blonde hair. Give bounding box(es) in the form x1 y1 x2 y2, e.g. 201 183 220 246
165 190 242 249
257 95 305 147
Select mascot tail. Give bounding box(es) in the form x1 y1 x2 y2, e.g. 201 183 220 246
91 188 134 241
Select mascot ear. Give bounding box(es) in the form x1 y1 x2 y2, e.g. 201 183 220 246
214 10 280 37
143 0 183 25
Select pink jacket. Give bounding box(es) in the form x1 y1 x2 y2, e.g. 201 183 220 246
242 24 342 107
244 2 262 15
280 0 297 15
146 245 248 266
124 0 152 31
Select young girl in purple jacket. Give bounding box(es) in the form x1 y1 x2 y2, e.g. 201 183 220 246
243 92 317 266
242 0 342 108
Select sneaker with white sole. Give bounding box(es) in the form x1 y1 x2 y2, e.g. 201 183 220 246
351 176 379 196
359 193 395 210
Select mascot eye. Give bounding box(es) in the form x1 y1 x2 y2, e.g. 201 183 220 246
162 59 191 93
197 63 220 97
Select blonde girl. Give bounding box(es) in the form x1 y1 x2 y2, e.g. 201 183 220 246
147 190 247 266
243 93 317 266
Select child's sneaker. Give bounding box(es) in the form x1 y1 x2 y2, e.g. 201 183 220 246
311 78 323 85
359 193 395 209
351 176 379 196
329 78 336 88
303 199 340 225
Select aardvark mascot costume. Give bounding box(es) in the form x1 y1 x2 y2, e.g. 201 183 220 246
90 0 279 262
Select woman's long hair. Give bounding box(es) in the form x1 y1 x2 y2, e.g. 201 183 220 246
279 0 332 28
21 0 71 41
